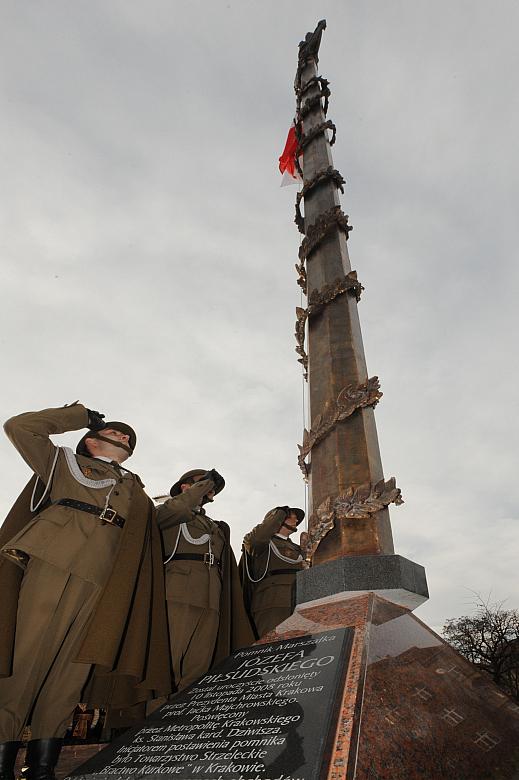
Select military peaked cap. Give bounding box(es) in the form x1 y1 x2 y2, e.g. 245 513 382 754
289 507 305 525
76 421 137 457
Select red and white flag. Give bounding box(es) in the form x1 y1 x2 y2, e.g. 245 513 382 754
278 122 302 186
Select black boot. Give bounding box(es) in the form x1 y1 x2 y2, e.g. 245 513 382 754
22 739 63 780
0 742 20 780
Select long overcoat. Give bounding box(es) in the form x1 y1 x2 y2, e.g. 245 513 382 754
241 507 303 638
157 481 255 681
0 404 171 709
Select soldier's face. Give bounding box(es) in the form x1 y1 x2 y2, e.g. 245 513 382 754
285 512 298 530
102 428 130 447
88 428 131 462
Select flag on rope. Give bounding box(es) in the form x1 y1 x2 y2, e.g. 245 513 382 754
278 122 302 186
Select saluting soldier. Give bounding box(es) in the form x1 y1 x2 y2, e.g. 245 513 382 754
157 469 254 692
241 506 305 638
0 403 170 780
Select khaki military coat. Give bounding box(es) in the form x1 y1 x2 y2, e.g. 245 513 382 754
159 480 226 612
157 481 254 666
0 404 170 707
241 508 304 637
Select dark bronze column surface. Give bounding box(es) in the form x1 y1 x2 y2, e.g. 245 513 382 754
297 30 395 562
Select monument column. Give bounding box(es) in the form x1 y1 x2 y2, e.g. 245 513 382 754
293 21 427 609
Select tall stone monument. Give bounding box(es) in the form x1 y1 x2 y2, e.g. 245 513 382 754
291 19 427 611
66 20 519 780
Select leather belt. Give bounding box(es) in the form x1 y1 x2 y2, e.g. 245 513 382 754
171 552 221 568
56 499 126 529
266 567 299 577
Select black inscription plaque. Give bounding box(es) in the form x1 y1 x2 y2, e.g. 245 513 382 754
68 629 353 780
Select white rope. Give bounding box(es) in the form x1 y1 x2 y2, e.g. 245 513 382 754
163 520 212 565
102 483 116 515
243 544 271 583
31 446 119 518
62 447 116 490
30 447 60 512
180 521 210 546
243 536 303 583
163 525 182 565
270 538 303 564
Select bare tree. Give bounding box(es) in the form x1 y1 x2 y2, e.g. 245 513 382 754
443 599 519 702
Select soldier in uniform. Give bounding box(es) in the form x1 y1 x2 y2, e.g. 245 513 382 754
0 403 170 780
157 469 254 692
241 506 305 638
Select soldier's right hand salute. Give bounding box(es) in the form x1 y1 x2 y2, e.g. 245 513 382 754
86 409 106 431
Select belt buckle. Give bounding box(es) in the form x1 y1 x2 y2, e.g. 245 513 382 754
100 507 117 525
204 552 215 566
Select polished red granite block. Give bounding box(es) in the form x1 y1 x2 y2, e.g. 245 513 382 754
256 593 519 779
354 596 519 779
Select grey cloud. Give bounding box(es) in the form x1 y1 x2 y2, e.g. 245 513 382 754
1 0 518 631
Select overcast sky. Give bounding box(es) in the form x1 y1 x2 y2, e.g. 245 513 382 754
1 0 518 634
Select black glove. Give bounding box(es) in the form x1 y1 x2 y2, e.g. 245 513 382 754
202 469 225 493
86 409 106 431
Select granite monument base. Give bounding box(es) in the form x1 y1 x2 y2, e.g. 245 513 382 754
296 555 429 611
67 593 519 780
273 592 519 778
